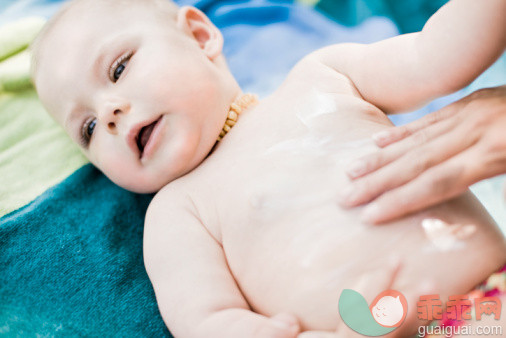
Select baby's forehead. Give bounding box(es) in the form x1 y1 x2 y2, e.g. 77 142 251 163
34 12 116 113
51 2 146 37
35 2 163 114
55 0 173 33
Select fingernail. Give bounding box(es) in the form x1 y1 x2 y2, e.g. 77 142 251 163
346 160 366 178
372 130 391 144
362 204 381 223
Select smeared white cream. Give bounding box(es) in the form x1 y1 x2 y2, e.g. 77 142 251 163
264 135 374 160
295 89 338 129
421 218 476 251
264 134 334 156
254 132 377 224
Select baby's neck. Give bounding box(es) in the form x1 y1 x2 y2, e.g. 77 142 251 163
217 93 259 141
207 92 259 157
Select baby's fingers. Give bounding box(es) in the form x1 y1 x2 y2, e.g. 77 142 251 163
257 313 300 338
298 332 338 338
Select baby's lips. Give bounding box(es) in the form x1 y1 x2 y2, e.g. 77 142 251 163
127 123 143 157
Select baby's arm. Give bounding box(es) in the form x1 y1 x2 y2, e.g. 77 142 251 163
143 187 300 338
312 0 506 113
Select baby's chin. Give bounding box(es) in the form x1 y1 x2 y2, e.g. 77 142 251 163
107 161 198 194
104 135 213 194
107 170 173 194
123 181 165 194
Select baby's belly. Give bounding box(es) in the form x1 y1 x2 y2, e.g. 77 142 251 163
214 134 505 331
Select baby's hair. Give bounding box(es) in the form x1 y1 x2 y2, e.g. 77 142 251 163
30 0 179 85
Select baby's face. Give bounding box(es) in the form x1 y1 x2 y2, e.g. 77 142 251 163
35 4 237 193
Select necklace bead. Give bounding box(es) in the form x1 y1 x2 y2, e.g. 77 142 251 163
217 93 258 141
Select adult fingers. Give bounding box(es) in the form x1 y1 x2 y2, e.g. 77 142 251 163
340 120 477 207
372 102 463 148
360 145 497 224
346 116 458 179
374 85 506 148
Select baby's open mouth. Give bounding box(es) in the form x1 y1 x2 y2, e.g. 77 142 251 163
136 117 161 154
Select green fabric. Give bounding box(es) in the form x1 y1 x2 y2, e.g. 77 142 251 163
0 16 87 217
0 17 45 92
0 90 88 217
0 17 45 62
0 50 32 92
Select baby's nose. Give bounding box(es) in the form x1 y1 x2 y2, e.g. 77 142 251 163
99 100 131 134
105 109 122 133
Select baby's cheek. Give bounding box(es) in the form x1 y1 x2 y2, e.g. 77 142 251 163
93 152 140 190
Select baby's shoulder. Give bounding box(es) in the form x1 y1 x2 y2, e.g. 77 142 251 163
144 179 222 244
146 181 195 220
280 51 361 97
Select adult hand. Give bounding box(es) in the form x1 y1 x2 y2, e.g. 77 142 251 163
339 86 506 224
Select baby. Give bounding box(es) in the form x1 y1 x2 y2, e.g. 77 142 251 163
31 0 506 336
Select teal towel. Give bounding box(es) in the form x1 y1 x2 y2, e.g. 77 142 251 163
314 0 449 33
0 165 169 337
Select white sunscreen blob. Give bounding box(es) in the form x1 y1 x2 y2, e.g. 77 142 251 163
295 89 337 129
421 218 476 251
371 296 404 327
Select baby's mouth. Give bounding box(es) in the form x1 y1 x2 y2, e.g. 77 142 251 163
136 118 160 154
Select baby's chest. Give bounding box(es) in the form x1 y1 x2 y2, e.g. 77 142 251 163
200 134 374 272
188 88 390 285
191 142 404 320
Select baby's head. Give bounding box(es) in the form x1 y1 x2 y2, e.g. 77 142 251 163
31 0 240 193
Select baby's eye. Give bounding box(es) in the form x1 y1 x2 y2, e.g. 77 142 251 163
81 117 97 145
110 52 132 82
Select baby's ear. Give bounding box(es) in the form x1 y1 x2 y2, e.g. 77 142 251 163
176 6 223 60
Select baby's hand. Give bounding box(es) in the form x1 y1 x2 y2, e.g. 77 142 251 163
256 313 301 338
298 332 338 338
194 310 300 338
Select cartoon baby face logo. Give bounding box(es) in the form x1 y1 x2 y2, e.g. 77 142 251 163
369 290 408 328
339 289 408 336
